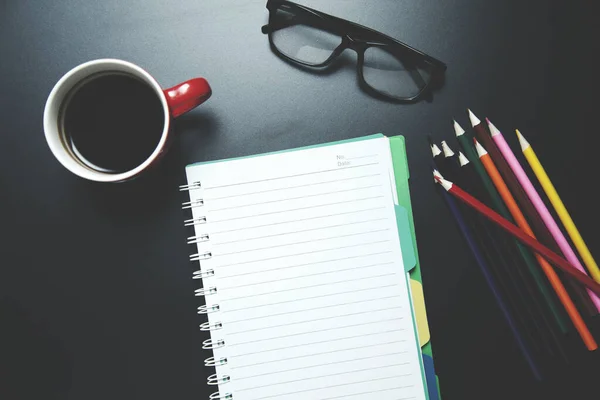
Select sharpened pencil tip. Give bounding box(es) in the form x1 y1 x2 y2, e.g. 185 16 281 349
516 129 531 151
474 139 487 157
427 135 435 147
487 118 501 137
431 142 442 157
441 141 455 158
458 152 470 167
434 174 453 191
433 169 443 184
467 109 481 127
453 120 465 137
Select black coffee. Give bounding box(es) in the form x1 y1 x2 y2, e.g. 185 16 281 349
62 73 164 173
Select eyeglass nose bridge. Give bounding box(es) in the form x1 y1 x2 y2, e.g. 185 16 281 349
340 35 368 54
332 35 372 72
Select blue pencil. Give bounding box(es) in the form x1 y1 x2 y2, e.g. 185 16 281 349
435 172 542 380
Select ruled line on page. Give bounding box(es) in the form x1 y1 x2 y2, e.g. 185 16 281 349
239 375 411 400
187 140 425 400
207 184 383 212
228 317 405 346
215 229 390 257
209 207 386 235
223 273 396 301
345 154 378 160
226 306 402 335
212 218 388 246
203 173 382 201
210 196 385 223
202 162 380 190
226 294 401 325
230 340 408 369
320 386 416 400
235 365 411 392
221 262 395 292
224 283 398 312
219 251 393 279
231 327 406 357
234 356 409 382
215 240 391 269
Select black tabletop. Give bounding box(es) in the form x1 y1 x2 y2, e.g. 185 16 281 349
1 1 598 399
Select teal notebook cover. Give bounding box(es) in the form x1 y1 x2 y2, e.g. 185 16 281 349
186 134 441 399
389 135 441 400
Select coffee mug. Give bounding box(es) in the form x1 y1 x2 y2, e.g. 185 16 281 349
43 58 212 182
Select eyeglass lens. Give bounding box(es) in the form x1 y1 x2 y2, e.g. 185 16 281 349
270 6 342 65
362 47 431 99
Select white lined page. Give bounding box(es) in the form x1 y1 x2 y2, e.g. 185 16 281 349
185 137 426 400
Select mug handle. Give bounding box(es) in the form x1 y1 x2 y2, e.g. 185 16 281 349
164 78 212 118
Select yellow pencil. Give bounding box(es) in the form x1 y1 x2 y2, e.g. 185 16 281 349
517 130 600 283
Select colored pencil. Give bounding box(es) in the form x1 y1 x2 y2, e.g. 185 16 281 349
440 141 461 180
487 121 600 311
475 140 596 350
456 149 563 356
433 170 543 379
429 135 442 158
456 119 570 333
470 111 559 249
456 150 496 211
469 111 563 251
454 120 502 211
470 112 597 318
434 175 600 302
518 131 600 284
440 144 544 349
458 151 470 169
429 137 448 177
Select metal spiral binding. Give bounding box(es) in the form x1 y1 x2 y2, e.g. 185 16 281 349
205 356 228 367
200 321 223 331
182 198 204 209
190 252 212 262
188 234 210 244
209 393 232 400
179 181 201 191
207 373 231 385
183 181 232 400
198 304 220 314
184 216 207 226
195 287 217 296
193 268 215 279
202 338 225 350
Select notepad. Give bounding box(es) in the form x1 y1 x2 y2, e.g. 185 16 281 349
184 136 429 400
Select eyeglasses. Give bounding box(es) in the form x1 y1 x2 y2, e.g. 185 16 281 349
261 0 447 103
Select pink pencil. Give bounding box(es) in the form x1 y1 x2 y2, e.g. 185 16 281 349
483 116 600 311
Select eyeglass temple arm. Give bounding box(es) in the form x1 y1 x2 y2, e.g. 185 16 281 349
262 14 325 35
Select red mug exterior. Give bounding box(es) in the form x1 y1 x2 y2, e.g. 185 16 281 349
145 77 213 173
164 78 212 118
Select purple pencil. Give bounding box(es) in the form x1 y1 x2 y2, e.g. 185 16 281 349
434 170 542 380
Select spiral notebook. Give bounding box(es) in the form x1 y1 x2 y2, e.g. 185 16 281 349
182 135 440 400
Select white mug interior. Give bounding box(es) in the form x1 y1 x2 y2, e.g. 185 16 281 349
43 59 170 182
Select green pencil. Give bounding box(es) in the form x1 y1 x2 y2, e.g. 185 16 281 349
454 119 569 335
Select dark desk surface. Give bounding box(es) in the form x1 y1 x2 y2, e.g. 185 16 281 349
1 1 598 399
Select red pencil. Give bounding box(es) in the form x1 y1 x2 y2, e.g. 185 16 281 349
435 175 600 297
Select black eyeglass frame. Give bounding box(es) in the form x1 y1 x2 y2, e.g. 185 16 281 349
261 0 447 103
